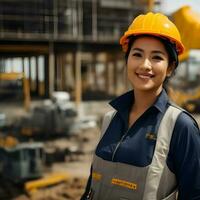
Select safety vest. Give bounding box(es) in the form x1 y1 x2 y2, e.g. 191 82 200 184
88 105 182 200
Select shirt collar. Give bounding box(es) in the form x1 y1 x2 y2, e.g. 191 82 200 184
109 89 169 114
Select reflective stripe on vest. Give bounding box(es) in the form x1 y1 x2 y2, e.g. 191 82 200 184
90 105 182 200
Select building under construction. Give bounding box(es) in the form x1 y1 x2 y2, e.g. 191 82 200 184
0 0 155 105
1 2 200 199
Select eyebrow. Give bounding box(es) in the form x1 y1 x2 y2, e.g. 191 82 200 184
131 47 166 55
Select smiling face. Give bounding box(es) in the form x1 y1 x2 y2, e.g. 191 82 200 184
127 36 174 94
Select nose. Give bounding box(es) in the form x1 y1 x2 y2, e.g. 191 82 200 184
140 58 152 70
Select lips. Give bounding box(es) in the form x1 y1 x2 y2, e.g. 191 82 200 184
136 72 154 79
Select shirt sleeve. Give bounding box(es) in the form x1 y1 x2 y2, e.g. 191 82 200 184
167 112 200 200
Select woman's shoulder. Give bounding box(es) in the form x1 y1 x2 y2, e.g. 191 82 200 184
168 103 199 130
176 110 199 130
169 109 200 163
171 110 200 146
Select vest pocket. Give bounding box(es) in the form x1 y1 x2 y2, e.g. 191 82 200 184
162 190 177 200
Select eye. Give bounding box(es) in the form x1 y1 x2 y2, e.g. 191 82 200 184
152 55 164 60
132 52 142 57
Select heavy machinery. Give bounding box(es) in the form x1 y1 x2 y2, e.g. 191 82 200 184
168 50 200 112
17 91 77 138
0 137 72 199
0 141 44 182
25 173 69 194
168 6 200 113
0 72 30 110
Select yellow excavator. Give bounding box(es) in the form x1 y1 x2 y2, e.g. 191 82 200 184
168 6 200 113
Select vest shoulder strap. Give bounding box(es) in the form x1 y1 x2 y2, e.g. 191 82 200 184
143 105 182 200
100 110 116 139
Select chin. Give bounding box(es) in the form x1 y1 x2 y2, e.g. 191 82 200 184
133 85 161 93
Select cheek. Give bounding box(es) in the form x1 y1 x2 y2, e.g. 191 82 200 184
127 58 136 71
126 61 136 79
157 67 169 80
154 61 169 75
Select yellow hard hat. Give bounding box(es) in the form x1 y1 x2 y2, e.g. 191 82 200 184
120 12 185 55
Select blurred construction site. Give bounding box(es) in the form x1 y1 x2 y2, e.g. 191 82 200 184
0 0 200 199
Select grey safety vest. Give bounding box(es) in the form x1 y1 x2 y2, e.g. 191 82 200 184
90 105 182 200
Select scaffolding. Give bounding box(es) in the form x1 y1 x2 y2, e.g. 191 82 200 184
0 0 147 42
0 0 161 105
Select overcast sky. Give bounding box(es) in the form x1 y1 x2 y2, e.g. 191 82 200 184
161 0 200 14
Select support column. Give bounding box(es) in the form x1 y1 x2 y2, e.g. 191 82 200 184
92 53 98 90
107 61 115 95
65 53 74 91
35 56 39 95
61 54 66 90
106 53 115 95
44 55 49 98
49 42 55 96
75 49 82 115
56 54 61 91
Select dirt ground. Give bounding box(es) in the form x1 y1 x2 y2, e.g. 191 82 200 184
1 101 200 200
0 101 112 200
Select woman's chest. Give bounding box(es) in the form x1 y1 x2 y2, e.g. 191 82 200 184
96 111 163 166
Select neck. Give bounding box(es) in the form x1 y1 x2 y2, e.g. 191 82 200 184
132 89 162 113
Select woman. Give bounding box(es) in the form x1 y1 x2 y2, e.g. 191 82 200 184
81 12 200 200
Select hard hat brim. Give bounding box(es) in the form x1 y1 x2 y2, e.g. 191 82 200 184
120 32 185 55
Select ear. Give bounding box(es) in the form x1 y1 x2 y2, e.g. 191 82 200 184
166 62 176 77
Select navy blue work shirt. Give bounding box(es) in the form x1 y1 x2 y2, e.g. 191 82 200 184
81 90 200 200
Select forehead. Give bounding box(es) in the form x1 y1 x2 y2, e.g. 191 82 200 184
131 36 167 52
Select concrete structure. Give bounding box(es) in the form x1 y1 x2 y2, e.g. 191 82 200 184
0 0 160 105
